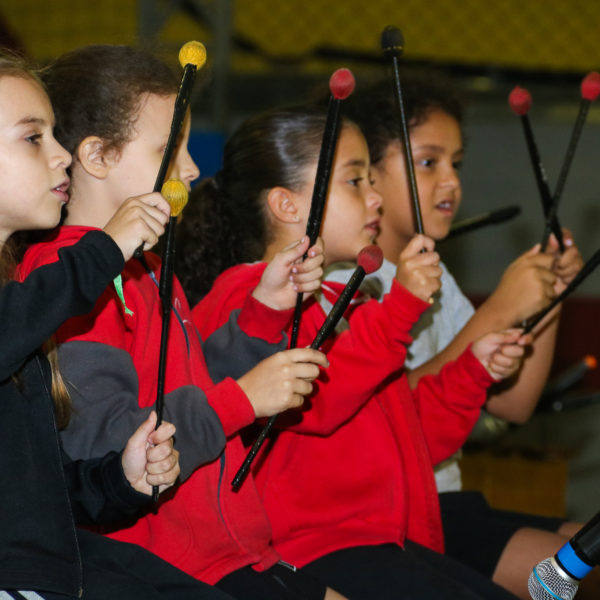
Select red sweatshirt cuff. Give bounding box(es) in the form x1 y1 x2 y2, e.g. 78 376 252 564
384 280 431 332
237 292 293 343
207 377 256 437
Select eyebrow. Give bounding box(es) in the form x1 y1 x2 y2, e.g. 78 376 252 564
15 116 47 127
342 158 367 168
413 143 464 155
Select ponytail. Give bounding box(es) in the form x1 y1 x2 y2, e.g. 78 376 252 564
177 105 340 306
177 174 268 305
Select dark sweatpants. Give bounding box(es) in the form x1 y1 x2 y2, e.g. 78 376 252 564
5 530 233 600
300 541 520 599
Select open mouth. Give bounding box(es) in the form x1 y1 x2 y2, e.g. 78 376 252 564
435 200 454 215
365 219 380 236
52 179 70 204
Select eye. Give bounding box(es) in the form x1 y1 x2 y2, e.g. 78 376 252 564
418 158 435 168
453 160 463 171
347 177 362 187
25 133 42 146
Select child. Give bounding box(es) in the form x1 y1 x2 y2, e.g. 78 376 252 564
17 44 341 600
184 105 528 600
0 51 231 600
328 73 591 599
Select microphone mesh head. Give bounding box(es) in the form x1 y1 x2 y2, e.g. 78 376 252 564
528 558 579 600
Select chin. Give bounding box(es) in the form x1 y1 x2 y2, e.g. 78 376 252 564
428 223 452 241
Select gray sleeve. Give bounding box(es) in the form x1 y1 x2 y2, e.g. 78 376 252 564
58 341 226 481
201 308 288 383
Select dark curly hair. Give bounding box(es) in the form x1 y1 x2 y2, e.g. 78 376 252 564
344 70 466 166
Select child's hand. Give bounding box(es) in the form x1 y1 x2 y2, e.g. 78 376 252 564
471 328 532 381
237 348 329 418
394 234 441 303
487 244 556 324
547 230 584 294
121 411 180 496
252 236 324 310
103 193 171 261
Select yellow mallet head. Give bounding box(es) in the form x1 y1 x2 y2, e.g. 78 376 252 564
161 179 189 217
178 41 207 70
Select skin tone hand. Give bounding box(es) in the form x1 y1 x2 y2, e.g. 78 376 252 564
471 328 533 381
252 236 325 310
394 233 442 303
546 230 584 294
237 348 329 418
121 411 180 496
103 192 171 261
485 244 557 325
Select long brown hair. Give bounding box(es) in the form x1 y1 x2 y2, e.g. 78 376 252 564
0 50 71 427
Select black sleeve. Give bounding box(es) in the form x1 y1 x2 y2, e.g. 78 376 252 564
0 231 124 380
202 309 288 383
62 448 149 525
59 341 226 481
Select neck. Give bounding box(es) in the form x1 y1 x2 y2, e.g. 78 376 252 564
376 223 409 264
64 173 114 229
262 231 293 264
263 235 343 269
262 223 309 263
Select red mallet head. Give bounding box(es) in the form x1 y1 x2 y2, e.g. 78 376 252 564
581 72 600 102
357 245 384 274
509 86 532 116
330 68 355 100
584 355 598 370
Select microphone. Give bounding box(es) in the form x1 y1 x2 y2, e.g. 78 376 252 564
231 245 383 491
289 67 355 349
445 205 521 239
381 25 425 238
152 179 189 503
134 41 206 259
540 72 600 252
540 355 597 404
508 86 564 251
529 511 600 599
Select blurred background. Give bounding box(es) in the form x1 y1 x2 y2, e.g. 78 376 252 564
3 0 599 522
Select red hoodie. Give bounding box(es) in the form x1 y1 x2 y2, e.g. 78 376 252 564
17 226 293 585
194 261 495 566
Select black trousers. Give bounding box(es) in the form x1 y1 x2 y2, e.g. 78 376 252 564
7 530 233 600
217 562 327 600
300 541 520 600
440 491 565 577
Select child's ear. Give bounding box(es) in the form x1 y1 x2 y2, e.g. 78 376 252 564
76 136 115 179
266 187 302 224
